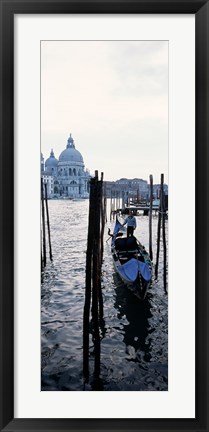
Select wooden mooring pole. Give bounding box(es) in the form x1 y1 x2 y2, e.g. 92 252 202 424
155 174 163 279
162 182 167 293
44 182 53 261
104 194 107 224
100 173 106 263
122 190 125 210
83 171 105 384
41 178 46 268
155 173 167 293
110 189 113 221
96 172 104 322
149 174 153 261
126 191 129 206
92 171 101 379
83 176 95 380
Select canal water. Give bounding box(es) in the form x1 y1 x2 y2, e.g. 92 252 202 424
41 200 168 391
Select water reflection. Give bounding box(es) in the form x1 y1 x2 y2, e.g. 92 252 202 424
113 273 153 362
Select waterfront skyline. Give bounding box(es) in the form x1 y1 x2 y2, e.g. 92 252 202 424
41 40 168 183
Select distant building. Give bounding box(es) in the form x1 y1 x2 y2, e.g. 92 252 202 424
105 178 149 199
41 134 90 198
42 174 55 197
104 177 168 200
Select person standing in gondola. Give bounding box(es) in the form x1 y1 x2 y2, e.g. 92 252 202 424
123 211 137 237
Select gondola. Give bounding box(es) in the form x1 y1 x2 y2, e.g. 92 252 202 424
109 218 152 300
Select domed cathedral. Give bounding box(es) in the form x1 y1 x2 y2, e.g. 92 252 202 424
41 134 90 199
57 134 90 198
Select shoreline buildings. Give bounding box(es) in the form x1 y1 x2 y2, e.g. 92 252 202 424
104 179 168 200
41 134 90 199
41 134 168 201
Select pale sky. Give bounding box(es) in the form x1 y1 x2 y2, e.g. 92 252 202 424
41 40 168 183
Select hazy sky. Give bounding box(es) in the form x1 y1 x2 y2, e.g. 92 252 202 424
41 41 168 183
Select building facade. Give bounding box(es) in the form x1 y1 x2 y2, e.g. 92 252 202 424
104 178 168 201
105 178 149 199
42 134 90 198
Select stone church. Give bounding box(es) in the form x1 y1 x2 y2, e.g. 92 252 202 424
42 134 90 198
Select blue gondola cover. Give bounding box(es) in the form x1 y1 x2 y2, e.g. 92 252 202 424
118 258 151 283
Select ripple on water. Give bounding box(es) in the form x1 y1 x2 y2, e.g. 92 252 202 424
42 200 168 391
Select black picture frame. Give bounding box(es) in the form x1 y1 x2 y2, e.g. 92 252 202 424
0 1 208 431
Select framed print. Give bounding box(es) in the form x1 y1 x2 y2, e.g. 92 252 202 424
0 1 208 431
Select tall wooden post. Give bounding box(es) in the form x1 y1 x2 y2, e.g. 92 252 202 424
41 178 46 267
98 175 104 321
113 190 116 219
117 191 119 211
95 172 104 319
83 171 105 383
104 196 107 223
83 177 95 380
137 188 140 203
149 175 153 261
44 182 53 261
41 248 43 272
155 174 164 279
162 184 167 293
110 189 112 221
100 173 105 264
126 191 129 207
122 191 124 210
92 171 101 378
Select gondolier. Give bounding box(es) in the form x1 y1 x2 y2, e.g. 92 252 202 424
123 211 137 237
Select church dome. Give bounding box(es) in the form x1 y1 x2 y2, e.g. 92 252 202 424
45 149 58 167
59 134 84 163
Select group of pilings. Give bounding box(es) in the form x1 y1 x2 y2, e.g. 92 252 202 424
110 190 130 220
148 174 167 293
83 171 106 384
41 178 52 269
110 191 120 221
